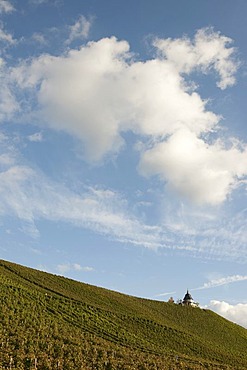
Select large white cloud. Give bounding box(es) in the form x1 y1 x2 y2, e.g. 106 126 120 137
7 28 247 204
208 300 247 328
12 37 131 161
11 33 221 158
139 129 247 205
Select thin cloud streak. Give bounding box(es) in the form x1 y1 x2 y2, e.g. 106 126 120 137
155 291 176 297
192 275 247 291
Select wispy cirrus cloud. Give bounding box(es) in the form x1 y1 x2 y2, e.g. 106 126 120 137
155 291 176 297
1 163 246 260
159 198 247 261
0 149 163 249
193 275 247 291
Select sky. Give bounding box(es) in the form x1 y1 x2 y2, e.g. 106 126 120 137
0 0 247 329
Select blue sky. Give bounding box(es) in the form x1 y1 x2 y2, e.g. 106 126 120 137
0 0 247 328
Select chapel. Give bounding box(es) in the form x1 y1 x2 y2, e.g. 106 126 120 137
182 290 197 306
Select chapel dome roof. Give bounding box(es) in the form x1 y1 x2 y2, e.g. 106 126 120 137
183 290 193 302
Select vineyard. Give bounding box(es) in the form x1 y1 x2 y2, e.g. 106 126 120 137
1 259 247 369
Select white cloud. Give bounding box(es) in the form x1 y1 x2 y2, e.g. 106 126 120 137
0 131 7 142
159 200 247 261
0 83 18 119
0 160 163 248
29 0 54 5
31 32 47 45
7 28 246 206
0 133 16 171
56 263 70 274
37 264 49 272
20 220 40 239
154 27 238 89
73 263 94 272
0 58 19 120
0 0 14 13
207 300 247 328
139 129 247 205
83 266 94 272
0 153 15 166
11 37 131 161
194 275 247 290
56 263 94 275
28 132 43 142
66 15 93 44
0 26 15 44
0 166 35 220
156 291 176 297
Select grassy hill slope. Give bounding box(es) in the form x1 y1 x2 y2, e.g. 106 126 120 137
0 259 247 369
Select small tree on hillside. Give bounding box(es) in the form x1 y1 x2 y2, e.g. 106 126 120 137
168 297 174 304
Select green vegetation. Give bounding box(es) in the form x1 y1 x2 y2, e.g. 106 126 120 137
0 259 247 369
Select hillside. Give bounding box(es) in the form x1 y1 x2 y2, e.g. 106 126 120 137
0 259 247 369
